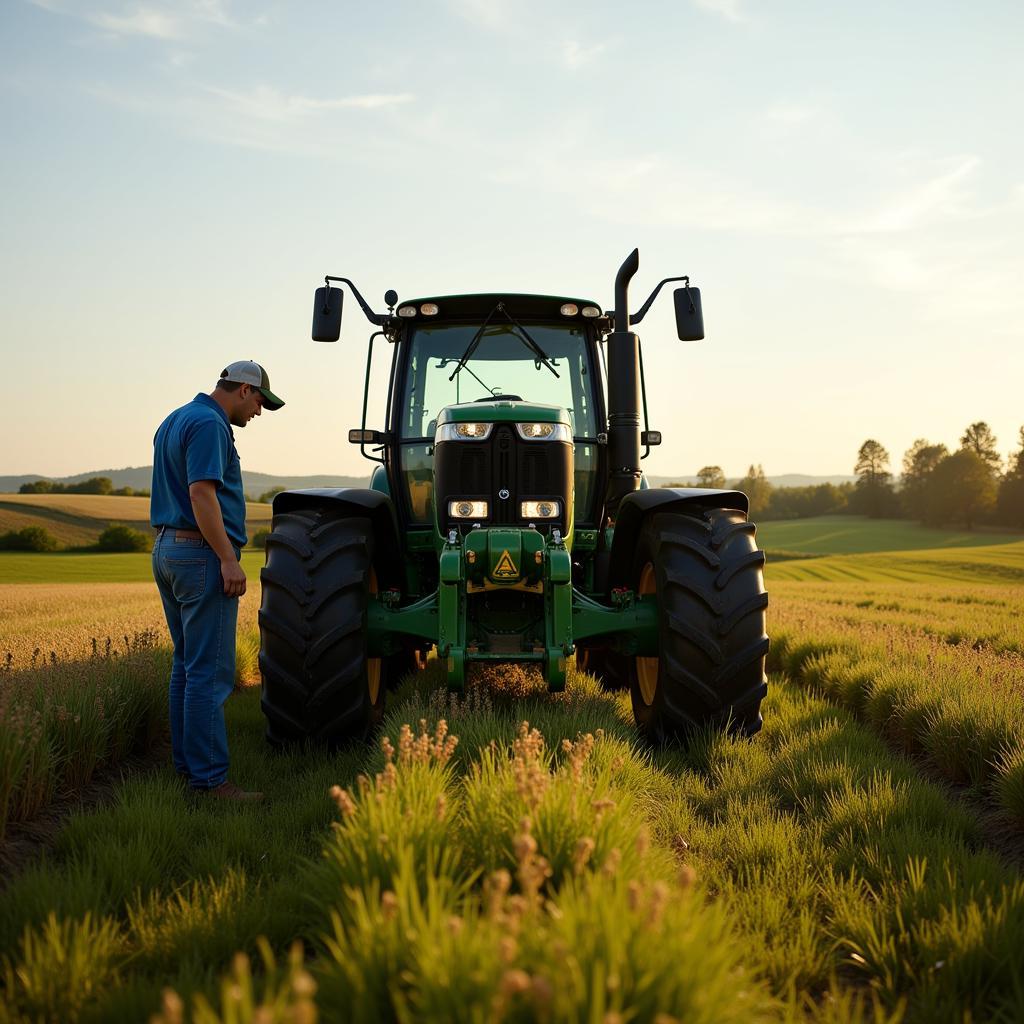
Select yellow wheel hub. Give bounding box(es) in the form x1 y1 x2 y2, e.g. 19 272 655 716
367 567 382 704
636 561 658 705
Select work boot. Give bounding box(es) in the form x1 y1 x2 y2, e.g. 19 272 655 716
202 780 264 802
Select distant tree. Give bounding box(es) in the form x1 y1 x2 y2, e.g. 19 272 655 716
97 525 152 552
925 450 997 529
68 476 114 495
695 465 726 489
0 526 58 551
900 439 948 522
959 421 1001 476
996 426 1024 527
763 482 850 520
852 440 897 518
250 528 271 549
258 487 287 504
735 464 772 518
19 480 54 494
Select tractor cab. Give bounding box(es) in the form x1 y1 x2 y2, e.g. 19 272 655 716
390 295 605 550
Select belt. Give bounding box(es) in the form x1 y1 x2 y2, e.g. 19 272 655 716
158 527 204 541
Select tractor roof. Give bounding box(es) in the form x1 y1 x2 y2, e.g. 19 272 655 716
398 293 602 321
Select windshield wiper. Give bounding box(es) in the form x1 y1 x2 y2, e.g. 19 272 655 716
497 304 559 378
448 302 560 383
448 305 500 382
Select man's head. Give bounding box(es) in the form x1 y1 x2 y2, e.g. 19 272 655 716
214 360 284 428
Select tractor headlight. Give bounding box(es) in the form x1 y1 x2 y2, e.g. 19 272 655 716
435 422 494 441
449 500 488 519
521 500 560 519
515 422 571 442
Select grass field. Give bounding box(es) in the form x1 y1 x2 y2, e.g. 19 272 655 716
757 515 1024 555
0 550 266 585
0 494 272 551
2 515 1024 1022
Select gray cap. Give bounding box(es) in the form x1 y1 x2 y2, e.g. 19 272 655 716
220 360 284 410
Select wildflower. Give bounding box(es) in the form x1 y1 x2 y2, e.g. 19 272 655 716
498 935 518 963
500 969 531 995
601 847 622 878
649 881 669 926
380 890 399 920
328 785 357 817
573 836 596 874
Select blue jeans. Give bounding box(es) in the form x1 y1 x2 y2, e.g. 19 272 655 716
152 531 239 789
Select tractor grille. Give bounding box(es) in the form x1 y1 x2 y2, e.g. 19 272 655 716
434 424 572 531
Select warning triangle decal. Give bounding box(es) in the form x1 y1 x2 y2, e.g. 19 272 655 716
493 549 519 578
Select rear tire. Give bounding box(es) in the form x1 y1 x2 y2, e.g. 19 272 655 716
628 509 769 741
259 510 385 747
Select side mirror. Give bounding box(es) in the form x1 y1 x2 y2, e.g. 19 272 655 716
312 286 343 342
673 286 703 341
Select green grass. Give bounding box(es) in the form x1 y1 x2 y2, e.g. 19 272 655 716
757 515 1024 556
3 663 1024 1023
0 550 265 584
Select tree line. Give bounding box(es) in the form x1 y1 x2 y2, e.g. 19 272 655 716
685 420 1024 528
851 421 1024 529
18 476 148 497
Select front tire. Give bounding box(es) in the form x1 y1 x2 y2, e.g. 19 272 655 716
628 509 769 741
259 511 386 747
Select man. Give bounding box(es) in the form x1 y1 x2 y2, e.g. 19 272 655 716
150 361 284 801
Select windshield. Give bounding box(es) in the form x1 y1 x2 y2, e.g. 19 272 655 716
399 322 598 439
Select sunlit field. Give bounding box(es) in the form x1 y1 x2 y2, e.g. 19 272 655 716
2 517 1023 1022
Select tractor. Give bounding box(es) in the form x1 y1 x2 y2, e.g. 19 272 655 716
258 249 768 745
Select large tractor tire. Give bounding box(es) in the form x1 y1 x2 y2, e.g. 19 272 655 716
259 510 386 747
628 508 768 741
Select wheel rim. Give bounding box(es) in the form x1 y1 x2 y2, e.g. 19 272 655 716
367 567 382 704
636 562 658 705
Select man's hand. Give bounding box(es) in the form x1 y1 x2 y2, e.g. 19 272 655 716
221 557 247 597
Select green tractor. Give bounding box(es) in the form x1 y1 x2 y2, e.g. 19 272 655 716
258 249 768 745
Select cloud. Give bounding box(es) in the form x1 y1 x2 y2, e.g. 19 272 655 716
447 0 510 32
86 80 417 157
561 39 609 70
88 7 183 39
692 0 745 23
203 86 415 122
856 155 981 233
27 0 243 40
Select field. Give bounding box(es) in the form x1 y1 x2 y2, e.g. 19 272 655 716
0 494 273 550
1 516 1023 1023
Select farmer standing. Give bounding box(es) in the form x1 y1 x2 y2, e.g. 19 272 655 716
150 361 284 801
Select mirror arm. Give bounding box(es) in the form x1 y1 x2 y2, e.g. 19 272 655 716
359 331 387 465
629 275 690 326
324 275 388 326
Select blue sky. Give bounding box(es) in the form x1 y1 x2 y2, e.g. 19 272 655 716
1 0 1022 480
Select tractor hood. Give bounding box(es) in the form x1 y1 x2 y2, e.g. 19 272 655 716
436 402 571 426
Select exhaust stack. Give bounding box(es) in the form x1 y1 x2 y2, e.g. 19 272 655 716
604 249 642 518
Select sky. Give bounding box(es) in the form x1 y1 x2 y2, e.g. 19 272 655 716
1 0 1022 482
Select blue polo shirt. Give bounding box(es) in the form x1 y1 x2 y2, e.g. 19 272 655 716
150 394 247 548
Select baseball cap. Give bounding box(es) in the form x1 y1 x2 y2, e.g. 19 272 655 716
220 360 285 410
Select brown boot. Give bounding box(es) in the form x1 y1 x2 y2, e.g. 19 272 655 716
204 780 264 802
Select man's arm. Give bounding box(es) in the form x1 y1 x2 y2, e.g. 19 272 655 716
189 480 247 596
